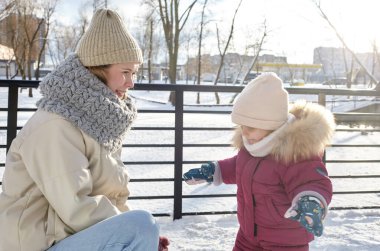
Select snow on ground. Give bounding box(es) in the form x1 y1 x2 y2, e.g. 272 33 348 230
0 83 380 250
157 210 380 251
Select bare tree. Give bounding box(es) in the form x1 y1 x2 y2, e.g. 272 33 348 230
369 41 378 88
239 22 266 86
1 0 27 79
156 0 198 104
34 0 58 81
341 46 353 88
136 1 168 84
313 0 378 88
195 0 208 104
1 0 59 97
23 0 53 96
48 24 77 66
229 26 264 86
0 1 15 20
230 55 244 85
146 18 154 83
229 23 267 104
182 29 197 85
212 0 242 104
74 6 91 49
48 4 91 67
142 5 159 84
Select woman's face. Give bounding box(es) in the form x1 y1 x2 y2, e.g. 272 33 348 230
105 62 140 99
241 125 273 145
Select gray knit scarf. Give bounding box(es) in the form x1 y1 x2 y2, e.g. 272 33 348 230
37 54 137 153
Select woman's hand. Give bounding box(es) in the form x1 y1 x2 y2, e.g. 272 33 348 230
158 236 170 251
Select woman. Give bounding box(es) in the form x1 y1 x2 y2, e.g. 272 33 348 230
0 9 168 251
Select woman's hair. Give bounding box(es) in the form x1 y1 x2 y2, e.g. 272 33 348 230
87 65 111 84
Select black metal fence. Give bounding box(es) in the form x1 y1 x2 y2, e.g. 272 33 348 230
0 79 380 220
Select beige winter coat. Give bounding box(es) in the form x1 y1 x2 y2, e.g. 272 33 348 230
0 110 131 251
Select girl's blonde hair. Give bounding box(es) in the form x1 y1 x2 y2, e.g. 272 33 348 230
87 65 110 84
232 126 243 149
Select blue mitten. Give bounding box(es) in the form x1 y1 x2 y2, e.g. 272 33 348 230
183 162 215 185
284 195 326 237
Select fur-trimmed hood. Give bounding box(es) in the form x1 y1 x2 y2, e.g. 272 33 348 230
232 101 336 164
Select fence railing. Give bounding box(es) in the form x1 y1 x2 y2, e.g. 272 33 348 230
0 79 380 220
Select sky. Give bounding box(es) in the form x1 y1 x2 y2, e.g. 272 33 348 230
56 0 380 64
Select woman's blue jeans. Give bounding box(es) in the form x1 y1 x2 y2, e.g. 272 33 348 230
47 210 159 251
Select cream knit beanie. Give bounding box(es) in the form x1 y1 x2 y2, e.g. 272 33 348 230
76 9 143 66
231 72 289 130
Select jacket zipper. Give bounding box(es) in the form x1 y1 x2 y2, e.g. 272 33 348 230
250 159 263 237
252 195 257 236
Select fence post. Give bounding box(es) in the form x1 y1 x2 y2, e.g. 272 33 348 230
318 93 326 106
6 84 18 152
173 89 184 220
318 93 326 163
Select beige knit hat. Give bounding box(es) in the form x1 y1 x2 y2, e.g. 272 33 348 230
76 9 143 66
231 72 289 130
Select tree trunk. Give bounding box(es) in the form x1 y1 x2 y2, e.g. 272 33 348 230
168 52 178 104
157 0 198 105
148 19 153 84
195 0 208 104
212 0 242 104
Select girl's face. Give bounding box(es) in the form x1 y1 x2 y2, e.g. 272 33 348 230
105 62 140 99
241 125 273 145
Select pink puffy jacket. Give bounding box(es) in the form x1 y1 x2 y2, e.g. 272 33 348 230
219 149 332 248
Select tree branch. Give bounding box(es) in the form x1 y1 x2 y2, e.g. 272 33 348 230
314 0 379 87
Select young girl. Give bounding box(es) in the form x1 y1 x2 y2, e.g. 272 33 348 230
0 9 168 251
184 73 335 251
